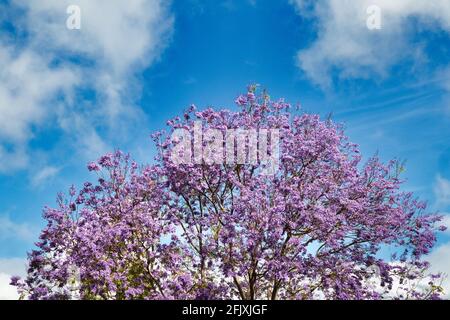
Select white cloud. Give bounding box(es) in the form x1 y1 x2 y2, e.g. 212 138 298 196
0 0 174 172
291 0 450 88
0 258 27 300
428 243 450 298
0 273 19 300
0 258 27 276
0 46 79 172
17 0 173 75
434 175 450 208
14 0 173 123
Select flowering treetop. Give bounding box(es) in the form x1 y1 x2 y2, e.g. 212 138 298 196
12 86 446 300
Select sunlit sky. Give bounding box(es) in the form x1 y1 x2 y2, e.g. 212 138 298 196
1 0 450 298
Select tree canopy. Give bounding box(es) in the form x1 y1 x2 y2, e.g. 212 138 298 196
12 87 446 300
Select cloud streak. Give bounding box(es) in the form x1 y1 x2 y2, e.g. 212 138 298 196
434 175 450 209
0 216 36 242
30 166 61 187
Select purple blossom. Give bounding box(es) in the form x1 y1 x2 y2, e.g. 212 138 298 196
87 162 100 172
235 95 247 106
11 87 445 301
10 276 21 286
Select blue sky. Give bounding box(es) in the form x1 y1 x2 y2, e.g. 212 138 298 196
1 0 450 298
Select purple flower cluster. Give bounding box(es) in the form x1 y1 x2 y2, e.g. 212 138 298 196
12 88 446 300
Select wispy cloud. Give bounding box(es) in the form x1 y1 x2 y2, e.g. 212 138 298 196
30 166 61 187
0 216 36 242
0 0 174 173
0 46 79 172
291 0 450 88
434 175 450 209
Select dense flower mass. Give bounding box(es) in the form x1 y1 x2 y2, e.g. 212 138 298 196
12 87 446 300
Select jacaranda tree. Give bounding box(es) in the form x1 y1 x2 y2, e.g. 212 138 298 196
12 86 446 300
